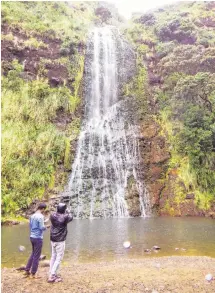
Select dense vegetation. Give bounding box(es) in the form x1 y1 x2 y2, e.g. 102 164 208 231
125 1 215 213
1 1 96 219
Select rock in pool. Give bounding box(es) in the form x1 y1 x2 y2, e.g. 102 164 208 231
152 246 161 250
205 274 213 282
19 245 26 252
39 255 46 260
123 241 131 249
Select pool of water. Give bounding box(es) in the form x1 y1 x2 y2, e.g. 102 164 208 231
2 217 215 267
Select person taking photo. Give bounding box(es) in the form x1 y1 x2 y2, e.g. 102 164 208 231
48 203 73 283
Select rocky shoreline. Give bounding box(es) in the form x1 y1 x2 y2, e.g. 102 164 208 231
2 256 215 293
2 212 215 226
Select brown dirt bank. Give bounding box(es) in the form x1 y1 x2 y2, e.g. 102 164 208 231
2 256 215 293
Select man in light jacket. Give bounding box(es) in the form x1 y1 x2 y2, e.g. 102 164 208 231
48 203 73 283
24 203 49 278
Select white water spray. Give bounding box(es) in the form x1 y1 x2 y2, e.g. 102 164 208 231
67 27 151 218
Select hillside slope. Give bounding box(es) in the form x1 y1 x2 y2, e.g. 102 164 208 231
124 1 215 217
1 1 96 220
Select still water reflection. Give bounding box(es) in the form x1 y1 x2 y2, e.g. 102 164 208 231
2 217 215 267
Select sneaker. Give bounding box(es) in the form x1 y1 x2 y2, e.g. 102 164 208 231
54 274 62 279
54 277 62 283
47 275 57 283
23 271 30 278
17 266 26 272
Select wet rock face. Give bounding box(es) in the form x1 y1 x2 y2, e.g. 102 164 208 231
66 98 150 218
94 2 123 25
158 172 215 217
150 137 170 164
137 120 169 214
63 27 151 219
125 176 141 217
1 24 66 81
95 7 112 23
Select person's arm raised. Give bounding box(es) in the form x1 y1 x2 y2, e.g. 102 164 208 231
65 210 73 223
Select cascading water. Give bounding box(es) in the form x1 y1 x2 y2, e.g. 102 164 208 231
65 26 151 218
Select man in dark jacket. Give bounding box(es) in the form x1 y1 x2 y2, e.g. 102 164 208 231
48 203 73 283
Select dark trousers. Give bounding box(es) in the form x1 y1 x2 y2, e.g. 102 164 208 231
25 237 43 274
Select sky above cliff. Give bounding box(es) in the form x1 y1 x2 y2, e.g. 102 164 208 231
111 0 186 18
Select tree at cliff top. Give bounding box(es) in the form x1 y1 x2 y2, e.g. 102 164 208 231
1 1 97 219
125 1 215 214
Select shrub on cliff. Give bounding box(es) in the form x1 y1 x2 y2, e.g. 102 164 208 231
126 1 215 211
177 106 215 193
1 1 95 42
1 1 96 218
1 61 79 215
161 72 215 202
159 45 215 75
155 17 197 44
134 13 156 26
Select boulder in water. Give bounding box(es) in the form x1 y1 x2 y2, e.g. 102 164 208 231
12 220 20 225
39 255 46 260
152 245 161 250
19 245 26 252
205 274 213 282
123 241 131 249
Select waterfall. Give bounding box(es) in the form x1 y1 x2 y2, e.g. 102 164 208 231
66 26 151 218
